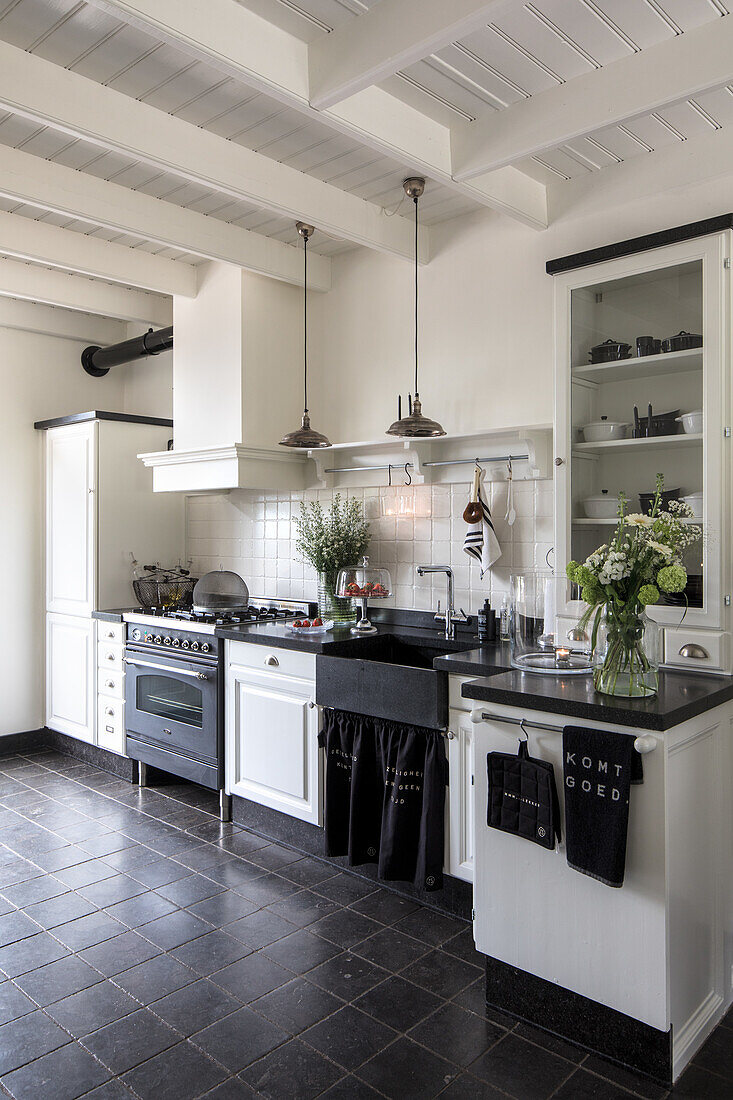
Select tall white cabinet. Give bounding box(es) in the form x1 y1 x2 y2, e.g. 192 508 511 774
553 230 732 672
40 413 184 750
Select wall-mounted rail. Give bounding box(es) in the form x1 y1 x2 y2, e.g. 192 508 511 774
470 709 657 755
323 453 530 475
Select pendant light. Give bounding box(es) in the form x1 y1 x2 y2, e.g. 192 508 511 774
386 178 446 438
280 222 331 449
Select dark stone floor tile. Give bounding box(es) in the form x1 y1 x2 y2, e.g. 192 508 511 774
469 1032 577 1099
215 831 270 857
113 953 196 1004
357 1035 457 1099
103 845 160 873
693 1027 733 1082
46 980 140 1037
79 930 161 976
517 1022 591 1065
128 859 193 889
261 928 341 973
313 874 378 905
173 846 236 873
0 909 42 943
354 974 443 1032
30 846 95 872
1 873 68 907
409 1002 505 1067
353 927 431 972
435 1072 507 1098
239 1037 343 1098
80 832 138 857
307 952 389 1001
122 1039 229 1100
453 978 518 1029
236 873 300 906
0 930 70 977
394 907 467 947
401 948 481 998
80 874 147 907
309 908 381 949
320 1075 384 1099
210 953 292 1002
267 890 340 928
83 1008 181 1074
23 890 97 928
14 954 102 1007
192 1005 289 1072
187 891 259 926
1 1037 111 1099
157 874 224 907
172 930 252 975
252 977 342 1035
278 857 339 888
0 1010 70 1074
244 843 304 871
303 1003 397 1071
198 1078 256 1098
349 889 419 926
54 859 117 889
151 979 241 1034
224 909 297 949
442 926 487 968
552 1068 637 1098
139 910 213 951
671 1064 731 1097
52 910 126 951
106 890 179 928
0 981 36 1026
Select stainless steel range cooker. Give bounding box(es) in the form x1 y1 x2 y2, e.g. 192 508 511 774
123 598 316 820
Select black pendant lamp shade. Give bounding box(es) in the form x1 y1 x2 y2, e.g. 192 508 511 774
386 178 446 438
280 222 331 449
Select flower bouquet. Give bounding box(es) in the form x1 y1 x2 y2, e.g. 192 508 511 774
294 494 371 623
566 476 702 698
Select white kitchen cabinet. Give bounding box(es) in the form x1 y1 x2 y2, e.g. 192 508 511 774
40 414 184 751
553 232 732 667
444 707 474 883
226 642 322 825
46 613 95 742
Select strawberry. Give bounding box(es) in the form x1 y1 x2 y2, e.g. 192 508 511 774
293 620 302 628
313 617 323 627
301 619 311 628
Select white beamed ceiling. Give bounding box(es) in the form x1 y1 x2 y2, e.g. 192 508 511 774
0 0 730 271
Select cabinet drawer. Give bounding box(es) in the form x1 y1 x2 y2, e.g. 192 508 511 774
97 697 124 755
98 621 124 644
98 669 124 700
228 641 316 681
97 641 124 671
664 629 728 673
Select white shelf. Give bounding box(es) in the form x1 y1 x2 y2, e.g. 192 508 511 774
572 516 699 526
573 432 702 457
572 347 702 385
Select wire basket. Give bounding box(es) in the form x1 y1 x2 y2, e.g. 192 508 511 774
133 576 196 610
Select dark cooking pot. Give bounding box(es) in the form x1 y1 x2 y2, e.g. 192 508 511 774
661 330 703 353
634 409 680 438
662 574 703 609
638 487 681 513
589 339 632 364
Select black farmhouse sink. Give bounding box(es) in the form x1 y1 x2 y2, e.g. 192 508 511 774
316 632 475 730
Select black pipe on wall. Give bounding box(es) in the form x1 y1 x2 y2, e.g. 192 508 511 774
81 325 173 377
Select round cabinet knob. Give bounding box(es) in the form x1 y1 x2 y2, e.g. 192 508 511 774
172 637 180 647
107 631 115 639
105 680 115 689
201 643 210 653
265 655 279 667
163 637 172 646
678 643 709 659
106 653 115 661
554 457 564 466
154 636 162 645
181 640 190 649
106 707 114 716
446 730 455 740
191 641 200 651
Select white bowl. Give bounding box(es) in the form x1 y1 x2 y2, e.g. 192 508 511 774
581 420 628 443
582 494 620 519
682 493 703 519
676 410 703 434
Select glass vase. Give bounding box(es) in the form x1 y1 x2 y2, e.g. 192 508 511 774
592 606 661 698
317 571 355 625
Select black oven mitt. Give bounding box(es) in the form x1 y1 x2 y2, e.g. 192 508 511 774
487 738 561 850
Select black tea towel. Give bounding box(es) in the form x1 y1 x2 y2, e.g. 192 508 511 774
563 726 644 888
486 738 561 850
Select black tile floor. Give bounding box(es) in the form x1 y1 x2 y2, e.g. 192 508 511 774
0 750 731 1100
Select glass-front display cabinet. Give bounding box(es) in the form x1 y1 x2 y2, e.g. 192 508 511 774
553 231 731 673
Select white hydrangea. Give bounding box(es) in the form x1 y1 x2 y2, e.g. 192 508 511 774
598 548 630 585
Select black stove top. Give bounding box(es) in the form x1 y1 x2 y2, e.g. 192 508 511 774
133 605 294 626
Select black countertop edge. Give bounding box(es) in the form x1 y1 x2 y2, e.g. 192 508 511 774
546 213 733 275
34 411 173 430
461 669 733 731
215 620 485 657
433 644 512 678
92 609 128 622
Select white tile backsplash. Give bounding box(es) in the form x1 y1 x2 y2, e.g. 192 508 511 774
186 480 554 615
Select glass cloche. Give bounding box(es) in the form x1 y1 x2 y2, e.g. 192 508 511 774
336 557 392 635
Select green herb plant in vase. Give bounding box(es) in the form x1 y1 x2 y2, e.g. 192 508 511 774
566 476 702 698
294 494 371 624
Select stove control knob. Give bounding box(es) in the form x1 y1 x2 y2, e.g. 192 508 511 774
181 640 190 649
201 643 210 653
144 633 152 642
191 641 200 651
131 628 142 641
172 637 180 647
163 637 171 646
154 635 162 644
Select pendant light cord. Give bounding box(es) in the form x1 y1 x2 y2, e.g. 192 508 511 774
303 233 309 416
413 194 419 398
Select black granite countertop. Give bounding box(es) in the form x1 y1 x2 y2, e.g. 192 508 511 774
461 668 733 731
214 620 480 658
433 643 512 677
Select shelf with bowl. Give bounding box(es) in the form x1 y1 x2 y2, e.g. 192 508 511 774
573 432 702 457
572 347 703 385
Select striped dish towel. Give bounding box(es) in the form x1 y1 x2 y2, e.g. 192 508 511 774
463 481 502 578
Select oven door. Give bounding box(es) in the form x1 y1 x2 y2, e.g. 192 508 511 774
124 647 219 763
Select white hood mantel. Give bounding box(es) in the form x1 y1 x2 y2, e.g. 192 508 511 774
139 442 308 493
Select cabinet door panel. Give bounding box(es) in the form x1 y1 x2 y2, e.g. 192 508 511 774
445 708 474 882
46 613 94 743
227 666 321 825
46 424 96 615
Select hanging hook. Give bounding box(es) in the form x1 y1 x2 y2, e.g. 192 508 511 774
475 457 483 474
518 718 529 743
404 462 412 486
507 455 513 479
388 464 392 487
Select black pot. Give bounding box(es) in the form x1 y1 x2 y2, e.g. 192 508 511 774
661 331 703 353
589 339 632 364
638 487 681 513
633 409 680 438
662 574 703 609
636 336 661 357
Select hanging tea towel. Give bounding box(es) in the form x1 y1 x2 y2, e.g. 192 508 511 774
464 478 501 577
563 726 644 888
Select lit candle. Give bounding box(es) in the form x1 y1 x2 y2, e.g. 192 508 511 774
555 647 571 667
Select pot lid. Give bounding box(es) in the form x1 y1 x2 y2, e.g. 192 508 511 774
192 569 250 611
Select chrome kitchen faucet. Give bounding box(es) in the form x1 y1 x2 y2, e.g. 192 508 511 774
416 565 468 641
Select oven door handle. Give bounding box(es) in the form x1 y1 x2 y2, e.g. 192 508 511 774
123 657 210 680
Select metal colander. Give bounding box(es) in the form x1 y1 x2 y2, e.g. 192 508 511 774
192 570 250 612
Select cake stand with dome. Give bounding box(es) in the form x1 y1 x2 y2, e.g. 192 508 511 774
336 557 392 635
